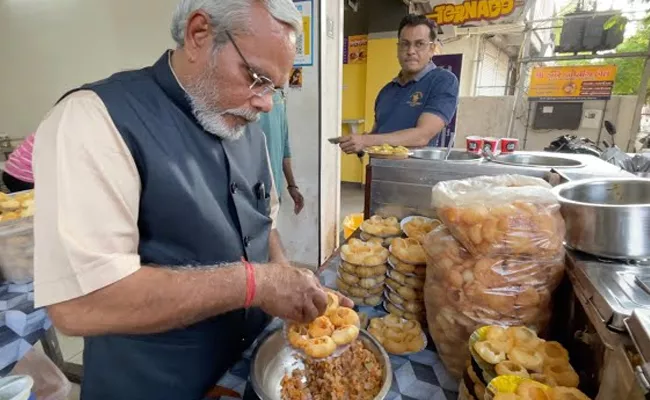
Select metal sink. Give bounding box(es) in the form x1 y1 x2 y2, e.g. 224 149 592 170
490 153 585 168
409 148 482 162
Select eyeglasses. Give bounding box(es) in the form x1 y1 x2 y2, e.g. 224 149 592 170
225 31 277 97
397 40 434 52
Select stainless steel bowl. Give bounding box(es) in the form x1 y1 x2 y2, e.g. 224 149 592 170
250 328 392 400
491 153 584 168
410 148 482 162
553 178 650 259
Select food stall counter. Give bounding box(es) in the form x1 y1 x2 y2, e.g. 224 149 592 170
365 150 633 219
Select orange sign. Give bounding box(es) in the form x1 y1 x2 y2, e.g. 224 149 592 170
426 0 519 26
528 65 617 101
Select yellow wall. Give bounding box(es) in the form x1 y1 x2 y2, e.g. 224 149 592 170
363 39 401 133
341 63 367 183
340 38 400 184
342 64 367 120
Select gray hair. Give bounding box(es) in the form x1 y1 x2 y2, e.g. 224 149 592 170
171 0 302 47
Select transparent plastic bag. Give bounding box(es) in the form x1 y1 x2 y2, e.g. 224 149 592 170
422 226 564 379
11 348 71 400
432 175 564 258
458 379 477 400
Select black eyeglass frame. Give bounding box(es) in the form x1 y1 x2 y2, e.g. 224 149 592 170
225 30 278 97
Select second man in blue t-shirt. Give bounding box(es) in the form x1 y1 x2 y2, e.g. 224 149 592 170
339 14 459 154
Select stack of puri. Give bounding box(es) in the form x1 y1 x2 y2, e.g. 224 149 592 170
366 314 426 355
358 215 402 247
337 238 389 306
384 238 427 323
402 216 441 244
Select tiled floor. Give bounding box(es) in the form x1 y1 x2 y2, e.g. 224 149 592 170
56 331 84 365
57 332 83 399
44 183 364 400
69 383 81 399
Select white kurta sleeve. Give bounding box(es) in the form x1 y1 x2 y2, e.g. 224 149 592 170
33 91 142 307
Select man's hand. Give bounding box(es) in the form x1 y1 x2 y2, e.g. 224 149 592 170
255 263 329 323
338 135 368 154
329 290 355 309
46 261 356 336
255 264 355 323
288 187 304 214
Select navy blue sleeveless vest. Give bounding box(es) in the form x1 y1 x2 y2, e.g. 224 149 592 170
64 52 273 400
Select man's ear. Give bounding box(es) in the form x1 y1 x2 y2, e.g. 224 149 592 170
183 10 214 62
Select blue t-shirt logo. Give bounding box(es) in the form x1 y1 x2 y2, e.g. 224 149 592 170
407 91 423 107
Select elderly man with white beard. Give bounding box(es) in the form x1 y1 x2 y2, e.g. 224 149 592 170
31 1 351 399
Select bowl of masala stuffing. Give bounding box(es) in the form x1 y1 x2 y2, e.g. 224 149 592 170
250 327 392 400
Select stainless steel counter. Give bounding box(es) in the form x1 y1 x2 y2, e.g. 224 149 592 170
366 151 634 218
561 265 645 400
567 251 650 332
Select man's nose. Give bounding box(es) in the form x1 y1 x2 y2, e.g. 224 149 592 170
250 93 274 113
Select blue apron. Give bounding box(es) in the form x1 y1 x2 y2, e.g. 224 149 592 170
60 52 273 400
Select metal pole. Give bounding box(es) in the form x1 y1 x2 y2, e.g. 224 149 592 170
506 0 537 138
523 101 533 149
596 99 608 146
625 43 650 152
473 36 485 96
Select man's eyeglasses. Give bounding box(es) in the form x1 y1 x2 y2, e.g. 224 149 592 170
397 40 434 52
225 31 277 98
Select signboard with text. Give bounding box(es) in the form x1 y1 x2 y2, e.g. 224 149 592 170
426 0 526 27
528 65 617 101
293 0 313 66
343 35 368 64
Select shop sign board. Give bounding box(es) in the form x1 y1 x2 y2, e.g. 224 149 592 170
426 0 526 27
528 65 617 101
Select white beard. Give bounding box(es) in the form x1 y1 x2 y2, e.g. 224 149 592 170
185 58 260 141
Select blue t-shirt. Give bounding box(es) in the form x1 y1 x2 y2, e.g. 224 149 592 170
259 91 291 198
373 63 459 147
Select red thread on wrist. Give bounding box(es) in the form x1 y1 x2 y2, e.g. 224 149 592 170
242 258 256 308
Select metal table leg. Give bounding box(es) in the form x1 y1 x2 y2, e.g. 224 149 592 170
40 327 83 384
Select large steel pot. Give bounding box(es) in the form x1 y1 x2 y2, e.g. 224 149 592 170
553 178 650 260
